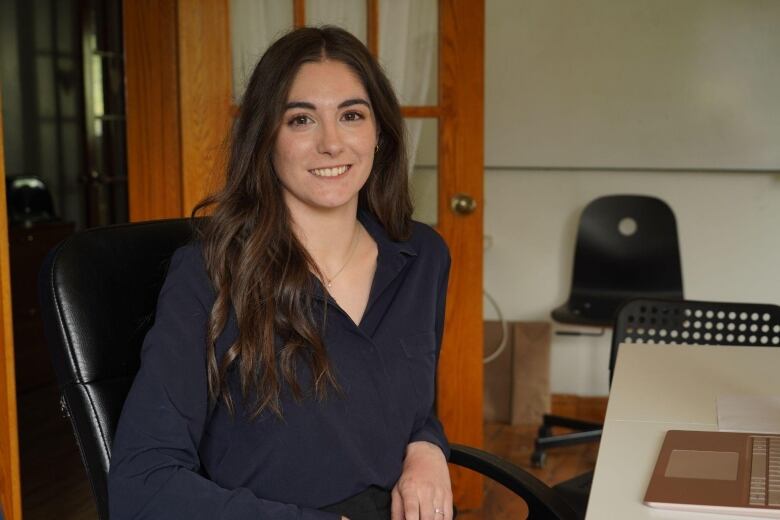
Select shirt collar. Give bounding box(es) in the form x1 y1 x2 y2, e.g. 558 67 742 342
355 208 417 334
357 208 417 259
310 209 417 307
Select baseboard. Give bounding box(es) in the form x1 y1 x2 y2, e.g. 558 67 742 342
550 394 608 423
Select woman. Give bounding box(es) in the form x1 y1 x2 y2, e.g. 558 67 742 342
108 26 453 520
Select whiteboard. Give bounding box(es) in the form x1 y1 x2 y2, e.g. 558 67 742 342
485 0 780 170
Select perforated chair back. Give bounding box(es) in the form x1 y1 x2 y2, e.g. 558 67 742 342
553 195 683 326
610 298 780 381
38 218 195 520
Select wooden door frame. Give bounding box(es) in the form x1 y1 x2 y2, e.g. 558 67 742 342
437 0 485 509
0 85 23 520
124 0 183 220
124 0 232 221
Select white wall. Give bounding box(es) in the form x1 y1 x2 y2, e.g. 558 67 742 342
483 169 780 395
486 0 780 170
482 0 780 396
415 0 780 396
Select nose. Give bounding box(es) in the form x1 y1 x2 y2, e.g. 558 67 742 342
317 120 344 156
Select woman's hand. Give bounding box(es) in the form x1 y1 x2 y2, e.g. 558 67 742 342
391 441 453 520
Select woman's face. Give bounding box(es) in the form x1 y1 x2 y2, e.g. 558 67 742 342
272 59 378 218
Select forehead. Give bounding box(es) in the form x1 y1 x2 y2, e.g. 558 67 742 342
286 60 369 103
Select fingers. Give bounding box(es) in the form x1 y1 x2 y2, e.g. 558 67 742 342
441 489 454 520
431 488 453 520
393 479 423 520
416 490 432 520
401 487 421 520
393 443 453 520
391 485 404 520
394 482 454 520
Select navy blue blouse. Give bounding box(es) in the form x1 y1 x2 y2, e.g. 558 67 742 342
108 212 451 519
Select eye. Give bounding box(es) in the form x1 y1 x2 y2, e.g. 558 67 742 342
287 114 313 127
341 110 364 122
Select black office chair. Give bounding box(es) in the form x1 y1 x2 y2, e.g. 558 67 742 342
39 218 580 520
547 297 780 518
534 195 684 468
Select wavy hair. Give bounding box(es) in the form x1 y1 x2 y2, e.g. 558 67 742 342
193 26 412 418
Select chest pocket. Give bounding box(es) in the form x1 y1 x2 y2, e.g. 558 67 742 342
399 331 437 409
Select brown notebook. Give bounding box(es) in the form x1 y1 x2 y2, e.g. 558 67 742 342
645 430 780 517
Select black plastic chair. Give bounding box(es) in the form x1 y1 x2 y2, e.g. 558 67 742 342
39 218 580 520
552 195 683 326
534 195 684 468
610 298 780 380
546 297 780 518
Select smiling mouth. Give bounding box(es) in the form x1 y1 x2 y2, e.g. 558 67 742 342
309 165 351 177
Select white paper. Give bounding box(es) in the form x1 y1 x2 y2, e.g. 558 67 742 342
717 394 780 434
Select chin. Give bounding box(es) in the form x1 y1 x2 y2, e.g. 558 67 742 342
309 193 361 211
316 202 357 212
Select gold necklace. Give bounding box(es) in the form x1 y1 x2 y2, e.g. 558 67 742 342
322 224 361 289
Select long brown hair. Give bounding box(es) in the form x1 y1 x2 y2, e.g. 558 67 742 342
193 26 413 418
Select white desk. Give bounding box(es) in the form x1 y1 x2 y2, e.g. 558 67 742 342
585 343 780 519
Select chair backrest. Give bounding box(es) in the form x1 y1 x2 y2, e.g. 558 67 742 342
38 218 194 520
553 195 683 326
610 298 780 381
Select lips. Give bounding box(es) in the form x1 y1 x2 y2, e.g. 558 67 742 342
309 165 351 177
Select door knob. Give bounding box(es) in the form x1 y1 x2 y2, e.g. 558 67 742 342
450 193 477 215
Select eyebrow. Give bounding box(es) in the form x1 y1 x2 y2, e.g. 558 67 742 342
339 98 371 109
284 98 372 110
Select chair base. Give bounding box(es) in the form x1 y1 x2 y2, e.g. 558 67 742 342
532 414 602 468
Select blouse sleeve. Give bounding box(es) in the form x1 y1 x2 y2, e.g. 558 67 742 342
107 246 339 520
408 245 452 458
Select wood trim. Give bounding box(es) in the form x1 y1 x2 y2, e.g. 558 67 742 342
125 0 231 221
401 106 441 118
437 0 485 509
0 87 22 520
550 394 608 424
293 0 306 28
177 0 233 215
366 0 379 56
124 0 183 221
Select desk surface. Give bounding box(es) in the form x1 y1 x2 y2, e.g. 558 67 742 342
585 343 780 519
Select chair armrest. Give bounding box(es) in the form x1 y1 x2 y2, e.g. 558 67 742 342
449 444 579 520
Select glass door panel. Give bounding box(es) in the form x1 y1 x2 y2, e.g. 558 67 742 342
82 0 127 227
306 0 367 43
230 0 294 100
408 117 437 225
378 0 438 106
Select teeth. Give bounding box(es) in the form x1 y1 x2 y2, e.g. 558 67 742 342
310 165 349 177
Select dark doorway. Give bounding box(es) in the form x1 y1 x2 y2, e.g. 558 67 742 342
1 0 127 517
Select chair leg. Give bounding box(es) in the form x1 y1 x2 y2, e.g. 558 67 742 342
533 423 553 468
542 414 602 431
531 448 546 468
532 429 603 468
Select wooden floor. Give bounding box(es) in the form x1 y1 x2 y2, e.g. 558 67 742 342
18 384 598 519
17 384 97 520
